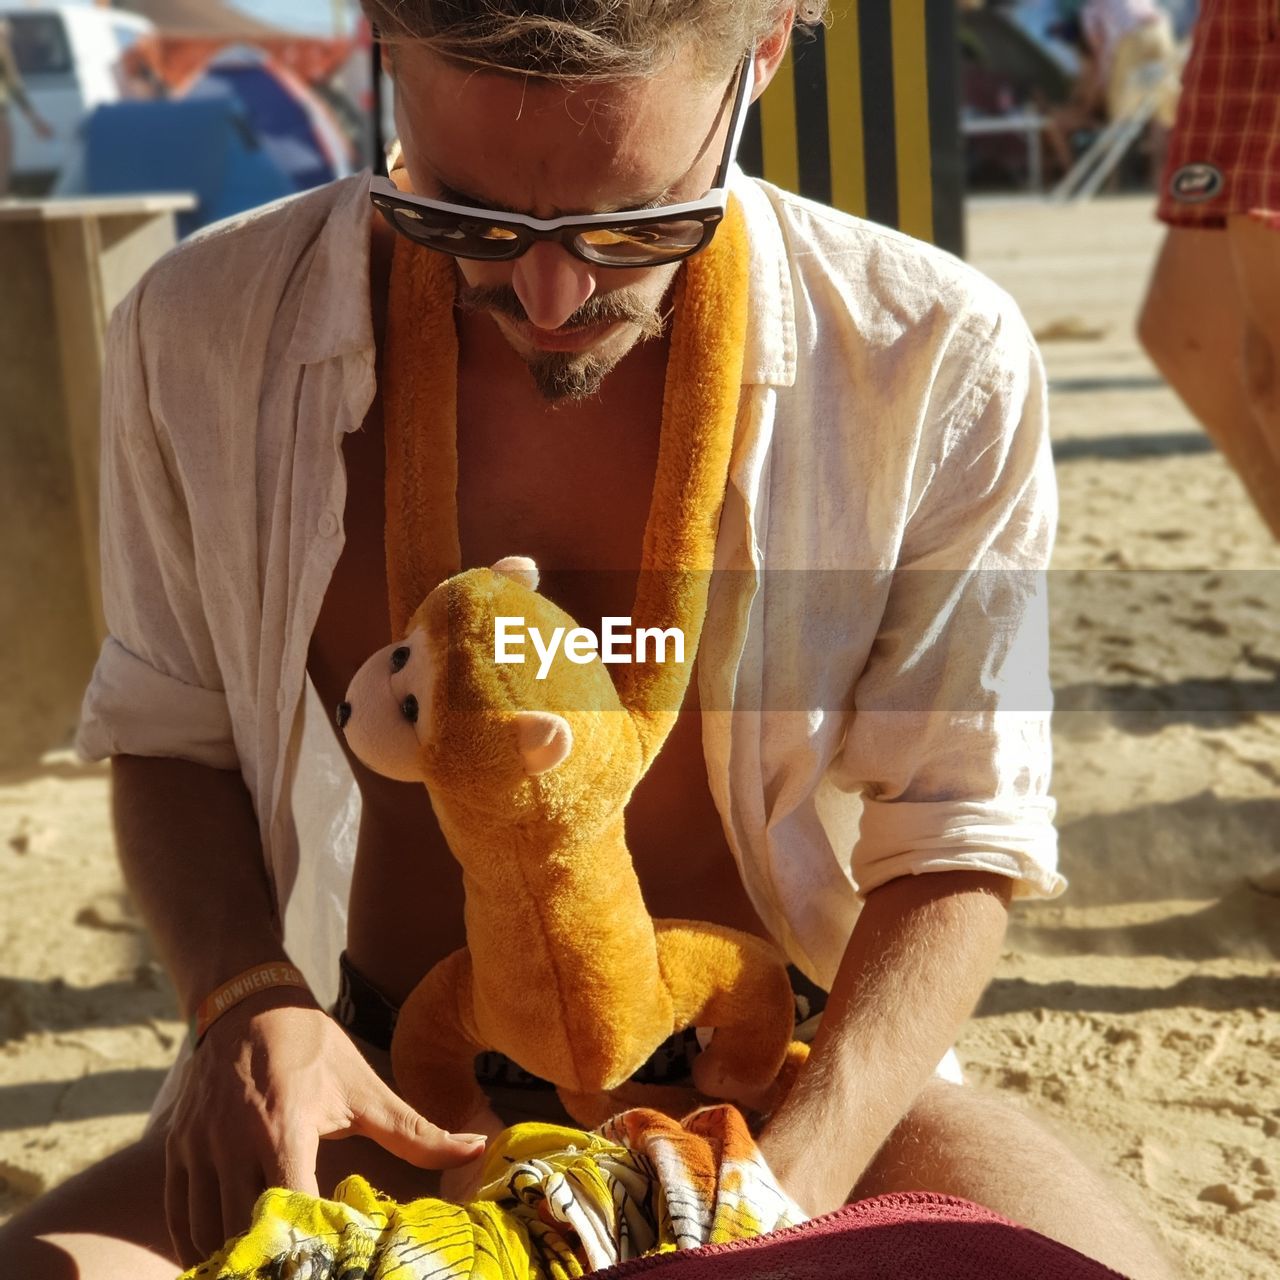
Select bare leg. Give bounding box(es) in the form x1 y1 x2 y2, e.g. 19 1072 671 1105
0 1123 444 1280
1044 108 1077 176
853 1080 1180 1280
652 920 796 1105
1226 214 1280 467
1137 226 1280 537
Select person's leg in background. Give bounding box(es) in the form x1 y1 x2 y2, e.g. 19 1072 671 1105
1138 226 1280 537
1224 210 1280 893
1137 0 1280 539
1226 212 1280 473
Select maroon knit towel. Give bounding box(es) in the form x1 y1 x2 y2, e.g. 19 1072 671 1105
592 1192 1132 1280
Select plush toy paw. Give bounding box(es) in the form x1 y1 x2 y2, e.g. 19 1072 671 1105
558 1081 705 1130
692 1037 810 1116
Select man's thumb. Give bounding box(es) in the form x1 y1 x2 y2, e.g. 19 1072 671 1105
352 1088 487 1169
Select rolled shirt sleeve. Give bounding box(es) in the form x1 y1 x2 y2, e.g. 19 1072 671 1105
835 297 1066 901
75 284 239 769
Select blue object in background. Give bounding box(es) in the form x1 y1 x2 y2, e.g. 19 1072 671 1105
78 98 295 237
184 48 353 192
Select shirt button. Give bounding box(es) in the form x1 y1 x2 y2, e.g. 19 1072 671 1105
317 511 339 537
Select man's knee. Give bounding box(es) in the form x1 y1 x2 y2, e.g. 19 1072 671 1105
0 1133 177 1280
854 1079 998 1195
855 1082 1181 1280
0 1232 178 1280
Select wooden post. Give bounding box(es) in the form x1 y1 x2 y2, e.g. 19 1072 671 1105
0 194 194 767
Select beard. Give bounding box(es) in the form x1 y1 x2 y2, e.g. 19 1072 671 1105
455 279 670 403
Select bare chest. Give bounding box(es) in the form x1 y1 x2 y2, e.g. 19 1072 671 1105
307 336 763 1002
453 348 665 625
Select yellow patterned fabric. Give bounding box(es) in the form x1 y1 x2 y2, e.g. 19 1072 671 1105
182 1105 804 1280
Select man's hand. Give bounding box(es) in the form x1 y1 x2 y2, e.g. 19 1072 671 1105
164 994 488 1268
756 1109 859 1218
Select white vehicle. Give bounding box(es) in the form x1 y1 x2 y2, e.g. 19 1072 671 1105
1 2 153 191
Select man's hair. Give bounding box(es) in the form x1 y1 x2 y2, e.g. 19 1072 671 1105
361 0 829 81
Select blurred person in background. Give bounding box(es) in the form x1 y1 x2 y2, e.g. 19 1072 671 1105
1046 0 1180 183
1138 0 1280 540
0 16 54 195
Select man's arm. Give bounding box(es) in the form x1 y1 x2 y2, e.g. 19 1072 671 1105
84 280 487 1267
112 754 293 1018
753 232 1057 1218
757 869 1012 1215
113 754 488 1268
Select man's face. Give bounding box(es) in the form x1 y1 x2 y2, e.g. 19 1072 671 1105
390 45 739 401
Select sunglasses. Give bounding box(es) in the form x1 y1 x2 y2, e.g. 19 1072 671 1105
368 54 755 268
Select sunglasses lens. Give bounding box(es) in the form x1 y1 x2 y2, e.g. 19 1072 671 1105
384 203 524 259
574 218 709 266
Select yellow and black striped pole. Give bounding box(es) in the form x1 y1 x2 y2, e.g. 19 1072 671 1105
739 1 964 255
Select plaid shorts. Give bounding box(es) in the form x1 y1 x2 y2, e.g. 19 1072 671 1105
1157 0 1280 229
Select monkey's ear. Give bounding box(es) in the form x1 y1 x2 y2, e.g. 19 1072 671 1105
491 556 539 591
513 710 572 775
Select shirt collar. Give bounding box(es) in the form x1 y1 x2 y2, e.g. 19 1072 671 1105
730 165 797 388
286 166 796 390
286 170 378 366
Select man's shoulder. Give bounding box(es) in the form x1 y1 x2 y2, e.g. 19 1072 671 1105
122 174 368 347
749 178 1028 355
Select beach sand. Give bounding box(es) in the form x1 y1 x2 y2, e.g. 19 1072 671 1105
1 195 1277 1276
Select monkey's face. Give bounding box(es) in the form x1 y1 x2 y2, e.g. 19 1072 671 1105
338 627 437 783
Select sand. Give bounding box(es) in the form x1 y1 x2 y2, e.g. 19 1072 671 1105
1 195 1277 1277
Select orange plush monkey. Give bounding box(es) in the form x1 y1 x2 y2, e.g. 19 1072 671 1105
341 557 803 1130
339 195 804 1132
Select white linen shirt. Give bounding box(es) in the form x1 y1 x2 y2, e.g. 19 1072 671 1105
76 167 1065 1020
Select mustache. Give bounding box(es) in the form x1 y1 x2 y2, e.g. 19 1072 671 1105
455 282 666 340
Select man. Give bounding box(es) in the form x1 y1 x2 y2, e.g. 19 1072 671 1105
1138 0 1280 539
0 3 1177 1278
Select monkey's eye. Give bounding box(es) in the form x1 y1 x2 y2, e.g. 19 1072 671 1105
401 694 419 724
391 646 411 672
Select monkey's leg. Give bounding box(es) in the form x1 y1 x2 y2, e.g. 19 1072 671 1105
390 947 491 1133
557 1080 705 1130
653 921 803 1111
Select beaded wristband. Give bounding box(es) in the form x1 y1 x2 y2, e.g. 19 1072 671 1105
191 962 310 1045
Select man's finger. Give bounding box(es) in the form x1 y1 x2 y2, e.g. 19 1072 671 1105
262 1134 322 1199
164 1154 197 1270
220 1164 267 1254
347 1086 488 1169
188 1158 230 1265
